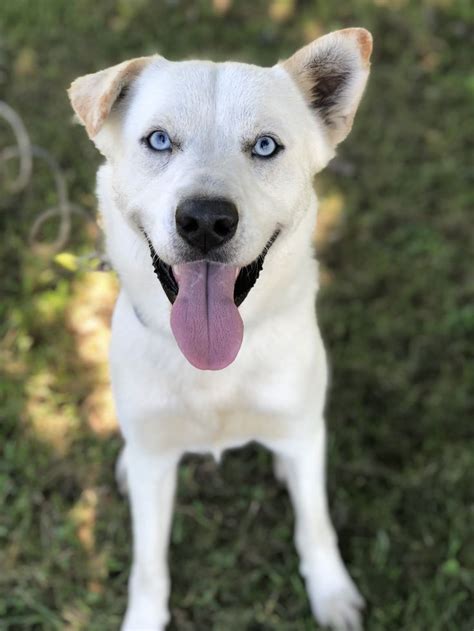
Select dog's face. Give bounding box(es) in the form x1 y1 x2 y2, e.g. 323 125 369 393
108 59 328 268
69 29 371 370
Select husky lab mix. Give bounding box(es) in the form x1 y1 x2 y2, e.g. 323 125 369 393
69 27 372 630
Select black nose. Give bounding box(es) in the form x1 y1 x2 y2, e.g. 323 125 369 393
176 198 239 253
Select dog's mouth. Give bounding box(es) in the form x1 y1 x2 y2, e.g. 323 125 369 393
146 230 280 371
147 230 279 307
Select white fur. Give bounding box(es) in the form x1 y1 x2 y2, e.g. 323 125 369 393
78 34 371 630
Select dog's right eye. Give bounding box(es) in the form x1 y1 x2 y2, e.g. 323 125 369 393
251 135 282 159
146 130 172 151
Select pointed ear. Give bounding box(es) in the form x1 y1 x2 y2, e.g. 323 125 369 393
68 56 158 138
282 28 372 146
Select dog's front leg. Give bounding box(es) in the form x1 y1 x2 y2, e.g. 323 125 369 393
274 422 364 631
121 446 179 631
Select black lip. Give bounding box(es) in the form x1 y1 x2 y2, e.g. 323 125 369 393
146 230 280 307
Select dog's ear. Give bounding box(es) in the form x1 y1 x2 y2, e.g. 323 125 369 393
282 28 372 146
68 56 157 138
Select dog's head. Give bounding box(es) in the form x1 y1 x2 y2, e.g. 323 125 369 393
69 29 372 370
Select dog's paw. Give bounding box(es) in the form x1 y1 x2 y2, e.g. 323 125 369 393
305 558 364 631
311 582 364 631
123 566 170 631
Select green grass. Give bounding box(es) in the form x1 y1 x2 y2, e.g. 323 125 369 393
1 1 473 629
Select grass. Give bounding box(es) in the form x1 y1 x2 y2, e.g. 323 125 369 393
0 1 473 629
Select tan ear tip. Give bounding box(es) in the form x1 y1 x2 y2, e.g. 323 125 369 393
356 28 373 64
338 28 373 65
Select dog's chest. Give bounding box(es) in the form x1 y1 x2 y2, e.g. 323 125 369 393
135 405 295 456
111 291 320 454
121 370 306 455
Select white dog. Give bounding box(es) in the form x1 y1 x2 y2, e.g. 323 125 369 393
69 27 372 631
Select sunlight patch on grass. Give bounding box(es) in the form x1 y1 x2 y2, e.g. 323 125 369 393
301 18 324 43
268 0 295 23
66 272 116 368
372 0 409 7
61 603 90 631
315 191 345 287
314 191 345 251
25 370 79 455
67 487 109 604
14 46 37 78
69 488 98 553
212 0 232 15
33 281 70 325
0 328 28 377
66 271 118 436
84 383 116 437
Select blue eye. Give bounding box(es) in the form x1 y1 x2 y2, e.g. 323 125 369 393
147 130 172 151
252 135 279 158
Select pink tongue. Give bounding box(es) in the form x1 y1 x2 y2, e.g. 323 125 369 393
170 262 243 370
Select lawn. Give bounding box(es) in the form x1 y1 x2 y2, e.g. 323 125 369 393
0 1 472 629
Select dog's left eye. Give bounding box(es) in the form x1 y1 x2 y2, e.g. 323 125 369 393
252 136 279 158
147 130 172 151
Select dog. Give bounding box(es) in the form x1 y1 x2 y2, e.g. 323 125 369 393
68 27 372 630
